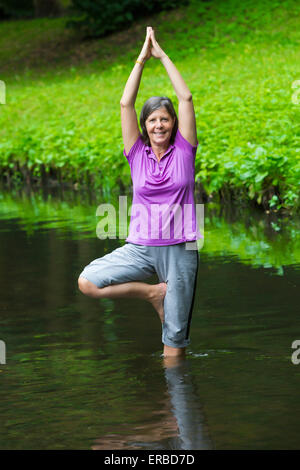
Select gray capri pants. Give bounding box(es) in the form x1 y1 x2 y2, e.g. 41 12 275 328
79 242 199 348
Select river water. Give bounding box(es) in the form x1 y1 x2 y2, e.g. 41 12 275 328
0 189 299 450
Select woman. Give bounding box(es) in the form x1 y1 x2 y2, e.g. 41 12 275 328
78 27 200 358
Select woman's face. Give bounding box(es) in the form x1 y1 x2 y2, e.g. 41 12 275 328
145 107 175 148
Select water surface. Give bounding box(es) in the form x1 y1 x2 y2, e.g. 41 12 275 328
0 189 299 450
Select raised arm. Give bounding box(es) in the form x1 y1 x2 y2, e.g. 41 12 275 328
150 29 197 147
120 27 152 155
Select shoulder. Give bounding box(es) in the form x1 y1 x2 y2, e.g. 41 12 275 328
173 129 198 157
123 134 145 164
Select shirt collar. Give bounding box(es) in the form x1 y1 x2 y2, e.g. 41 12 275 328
145 143 175 160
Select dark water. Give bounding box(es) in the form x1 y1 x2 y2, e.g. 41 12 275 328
0 190 299 450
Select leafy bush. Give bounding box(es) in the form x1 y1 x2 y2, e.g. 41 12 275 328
67 0 187 38
0 0 34 18
0 0 300 214
0 0 63 18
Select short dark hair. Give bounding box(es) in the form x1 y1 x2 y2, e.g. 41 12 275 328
139 96 178 146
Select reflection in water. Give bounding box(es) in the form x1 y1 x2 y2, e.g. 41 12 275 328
163 357 213 450
92 357 213 450
1 189 300 274
1 190 299 449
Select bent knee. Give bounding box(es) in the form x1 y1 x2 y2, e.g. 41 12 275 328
78 276 97 296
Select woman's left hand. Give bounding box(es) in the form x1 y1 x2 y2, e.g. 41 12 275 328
150 29 167 60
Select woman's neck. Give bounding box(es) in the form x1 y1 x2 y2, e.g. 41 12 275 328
151 141 170 162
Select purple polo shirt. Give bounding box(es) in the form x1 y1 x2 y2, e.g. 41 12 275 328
124 129 202 246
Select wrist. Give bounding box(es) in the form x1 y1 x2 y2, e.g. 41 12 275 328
160 53 169 62
136 58 145 66
137 56 146 65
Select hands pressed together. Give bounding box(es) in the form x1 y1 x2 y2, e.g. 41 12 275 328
138 26 167 63
121 24 197 153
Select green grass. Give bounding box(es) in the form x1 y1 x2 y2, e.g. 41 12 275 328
0 0 300 212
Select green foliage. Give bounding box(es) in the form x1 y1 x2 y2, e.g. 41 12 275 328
67 0 186 38
0 0 34 18
0 0 300 212
0 0 65 18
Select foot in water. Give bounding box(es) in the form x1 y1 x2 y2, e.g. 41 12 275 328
149 282 167 323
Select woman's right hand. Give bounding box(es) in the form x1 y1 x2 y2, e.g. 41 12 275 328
150 28 167 60
137 26 152 63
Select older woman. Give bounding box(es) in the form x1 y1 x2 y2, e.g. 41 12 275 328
78 27 200 358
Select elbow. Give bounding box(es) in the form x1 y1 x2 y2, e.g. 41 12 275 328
180 93 193 102
120 100 133 108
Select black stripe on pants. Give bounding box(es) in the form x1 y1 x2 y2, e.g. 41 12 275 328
185 250 199 340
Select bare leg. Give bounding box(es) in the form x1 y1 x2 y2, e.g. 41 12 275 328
163 354 186 368
78 277 167 323
163 344 186 358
